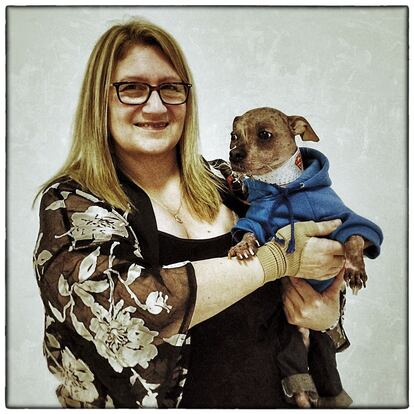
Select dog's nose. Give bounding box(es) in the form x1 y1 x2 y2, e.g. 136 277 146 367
229 148 247 163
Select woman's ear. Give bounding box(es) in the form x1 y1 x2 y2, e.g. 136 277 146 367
288 115 320 142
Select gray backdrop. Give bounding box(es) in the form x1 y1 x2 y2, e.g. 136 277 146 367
7 6 407 408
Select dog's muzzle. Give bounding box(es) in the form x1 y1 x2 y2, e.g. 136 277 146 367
229 147 247 164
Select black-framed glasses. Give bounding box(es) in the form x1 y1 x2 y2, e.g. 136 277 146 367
112 81 192 105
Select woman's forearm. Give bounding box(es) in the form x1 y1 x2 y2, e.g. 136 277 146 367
190 256 264 327
189 219 344 328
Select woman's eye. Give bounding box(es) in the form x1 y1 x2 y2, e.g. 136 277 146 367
258 130 272 140
120 83 146 92
162 84 179 91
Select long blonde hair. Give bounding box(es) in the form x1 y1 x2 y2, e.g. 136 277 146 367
36 17 223 221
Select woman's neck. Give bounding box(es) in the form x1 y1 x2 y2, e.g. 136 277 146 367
117 150 181 191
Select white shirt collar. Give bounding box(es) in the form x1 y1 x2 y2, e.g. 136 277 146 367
251 148 303 187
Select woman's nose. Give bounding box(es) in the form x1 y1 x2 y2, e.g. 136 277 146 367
142 90 168 114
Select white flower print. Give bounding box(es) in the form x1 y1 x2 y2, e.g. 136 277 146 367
33 231 43 257
45 191 71 210
125 263 143 285
50 346 99 404
78 247 101 282
105 395 115 408
89 299 158 373
130 369 160 408
33 249 52 280
145 291 172 315
56 206 129 248
35 250 52 265
75 189 101 203
33 233 53 280
163 333 187 347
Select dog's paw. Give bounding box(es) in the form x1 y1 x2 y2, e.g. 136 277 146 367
294 392 312 408
228 233 259 260
344 262 368 295
344 236 367 295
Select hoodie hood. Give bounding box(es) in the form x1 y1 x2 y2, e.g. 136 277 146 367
243 147 332 200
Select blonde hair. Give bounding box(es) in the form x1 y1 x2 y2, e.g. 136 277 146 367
36 17 223 221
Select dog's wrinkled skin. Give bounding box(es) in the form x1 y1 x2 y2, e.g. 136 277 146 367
228 107 319 176
228 107 368 406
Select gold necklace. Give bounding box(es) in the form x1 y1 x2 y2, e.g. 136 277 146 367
126 173 185 224
146 192 184 224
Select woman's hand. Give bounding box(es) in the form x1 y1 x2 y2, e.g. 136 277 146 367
282 269 345 331
298 227 345 280
256 219 345 283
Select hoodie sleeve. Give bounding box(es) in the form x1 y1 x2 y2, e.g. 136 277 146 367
329 211 383 258
307 187 383 258
231 217 268 245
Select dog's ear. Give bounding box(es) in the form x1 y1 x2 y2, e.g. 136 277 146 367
288 115 320 142
232 116 241 127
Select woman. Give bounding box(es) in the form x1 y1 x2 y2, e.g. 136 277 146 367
33 17 347 408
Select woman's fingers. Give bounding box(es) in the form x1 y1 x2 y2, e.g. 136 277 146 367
328 256 346 274
289 277 322 302
306 237 345 256
324 268 345 298
304 219 342 237
282 294 295 323
282 277 305 306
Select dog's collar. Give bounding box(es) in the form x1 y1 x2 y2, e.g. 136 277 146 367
251 148 303 186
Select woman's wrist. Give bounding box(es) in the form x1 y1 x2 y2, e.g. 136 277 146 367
256 242 286 283
256 221 318 283
256 219 344 284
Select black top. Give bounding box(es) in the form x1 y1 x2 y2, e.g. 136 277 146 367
158 231 290 408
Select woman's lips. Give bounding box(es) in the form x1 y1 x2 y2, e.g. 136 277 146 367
135 122 169 130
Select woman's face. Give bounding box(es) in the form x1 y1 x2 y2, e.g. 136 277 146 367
109 44 187 161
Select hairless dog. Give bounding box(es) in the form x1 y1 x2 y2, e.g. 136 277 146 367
227 107 383 407
228 107 380 294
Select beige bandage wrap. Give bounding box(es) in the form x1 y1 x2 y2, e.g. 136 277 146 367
256 220 320 283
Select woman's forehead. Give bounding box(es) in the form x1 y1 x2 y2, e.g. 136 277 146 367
114 44 180 81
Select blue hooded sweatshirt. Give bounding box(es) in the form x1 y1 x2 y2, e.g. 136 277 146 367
232 147 383 292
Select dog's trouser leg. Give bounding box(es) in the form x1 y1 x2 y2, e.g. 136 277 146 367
277 321 309 376
307 330 352 407
277 321 319 405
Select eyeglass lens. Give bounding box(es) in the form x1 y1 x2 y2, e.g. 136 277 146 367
117 83 189 105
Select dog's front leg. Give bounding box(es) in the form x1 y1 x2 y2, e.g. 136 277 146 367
344 235 367 295
228 232 260 259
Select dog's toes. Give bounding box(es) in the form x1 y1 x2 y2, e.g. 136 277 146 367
295 392 312 408
361 270 368 288
348 273 365 295
228 247 237 259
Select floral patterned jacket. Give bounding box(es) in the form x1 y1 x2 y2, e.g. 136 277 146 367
33 175 199 408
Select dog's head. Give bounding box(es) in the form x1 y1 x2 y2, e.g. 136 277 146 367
229 107 319 175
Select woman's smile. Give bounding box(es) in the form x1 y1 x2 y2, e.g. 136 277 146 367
134 121 170 130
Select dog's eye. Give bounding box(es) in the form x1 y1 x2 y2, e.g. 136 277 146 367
258 130 272 140
230 133 238 142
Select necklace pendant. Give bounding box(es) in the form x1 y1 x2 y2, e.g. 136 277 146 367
174 214 183 224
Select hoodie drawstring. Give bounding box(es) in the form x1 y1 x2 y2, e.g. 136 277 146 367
274 187 297 253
